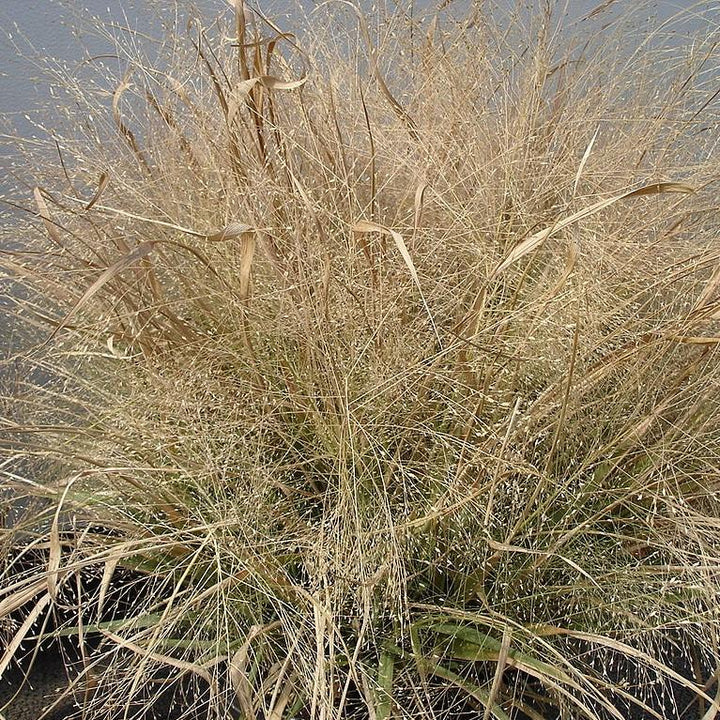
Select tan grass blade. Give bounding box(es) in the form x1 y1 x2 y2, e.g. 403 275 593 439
228 645 255 719
701 677 720 720
267 680 295 720
113 72 152 174
229 622 282 717
69 199 260 243
542 238 579 302
239 233 256 302
359 84 377 219
585 0 620 20
481 540 600 591
542 629 717 708
573 127 599 196
100 629 214 685
43 242 155 346
693 262 720 313
106 334 138 359
140 254 163 303
145 91 203 174
33 187 62 245
259 75 307 91
490 182 694 280
186 21 230 119
48 477 78 601
483 397 522 529
412 183 428 245
234 0 251 82
227 75 307 126
483 627 512 720
226 0 305 66
0 579 48 617
665 334 720 344
0 257 76 308
0 592 52 679
205 221 256 242
353 220 440 343
96 556 120 619
165 74 197 110
84 172 109 211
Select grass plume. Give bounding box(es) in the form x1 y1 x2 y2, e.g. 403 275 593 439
1 1 719 718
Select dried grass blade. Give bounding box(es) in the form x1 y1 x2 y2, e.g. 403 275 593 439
239 233 256 302
141 255 163 303
113 72 152 174
327 0 419 140
48 515 62 602
45 242 155 345
267 680 295 720
259 75 307 91
573 127 598 196
0 592 52 679
33 187 62 245
585 0 620 20
68 201 207 238
84 172 109 211
205 221 256 242
227 75 307 126
545 238 578 300
359 84 377 219
666 335 720 345
0 579 48 617
484 397 522 528
491 182 693 280
412 183 428 245
353 221 419 288
100 629 214 685
234 0 251 82
227 78 258 125
266 31 302 75
546 630 717 707
693 262 720 313
287 167 328 244
483 627 512 720
353 220 440 344
166 74 194 106
145 91 204 173
97 557 120 619
48 477 77 600
187 20 230 119
701 676 720 720
229 644 255 719
229 622 282 717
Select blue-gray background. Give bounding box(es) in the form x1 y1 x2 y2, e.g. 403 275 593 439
1 0 716 171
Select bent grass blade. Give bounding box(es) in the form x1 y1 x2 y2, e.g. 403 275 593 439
353 220 441 345
490 182 694 280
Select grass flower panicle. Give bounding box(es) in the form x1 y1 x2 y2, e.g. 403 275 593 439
1 1 719 718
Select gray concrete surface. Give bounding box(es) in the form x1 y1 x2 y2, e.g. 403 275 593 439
0 651 75 720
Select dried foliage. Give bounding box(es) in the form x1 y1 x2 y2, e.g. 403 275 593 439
1 1 719 719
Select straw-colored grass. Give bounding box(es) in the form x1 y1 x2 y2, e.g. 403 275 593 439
1 1 719 718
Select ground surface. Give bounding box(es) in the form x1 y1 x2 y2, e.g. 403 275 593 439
0 652 75 720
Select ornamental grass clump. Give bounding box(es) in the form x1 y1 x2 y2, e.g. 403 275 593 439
1 1 719 718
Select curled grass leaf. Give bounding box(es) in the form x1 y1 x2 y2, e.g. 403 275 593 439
491 182 694 280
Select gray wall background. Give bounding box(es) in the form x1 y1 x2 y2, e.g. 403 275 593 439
1 0 715 171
